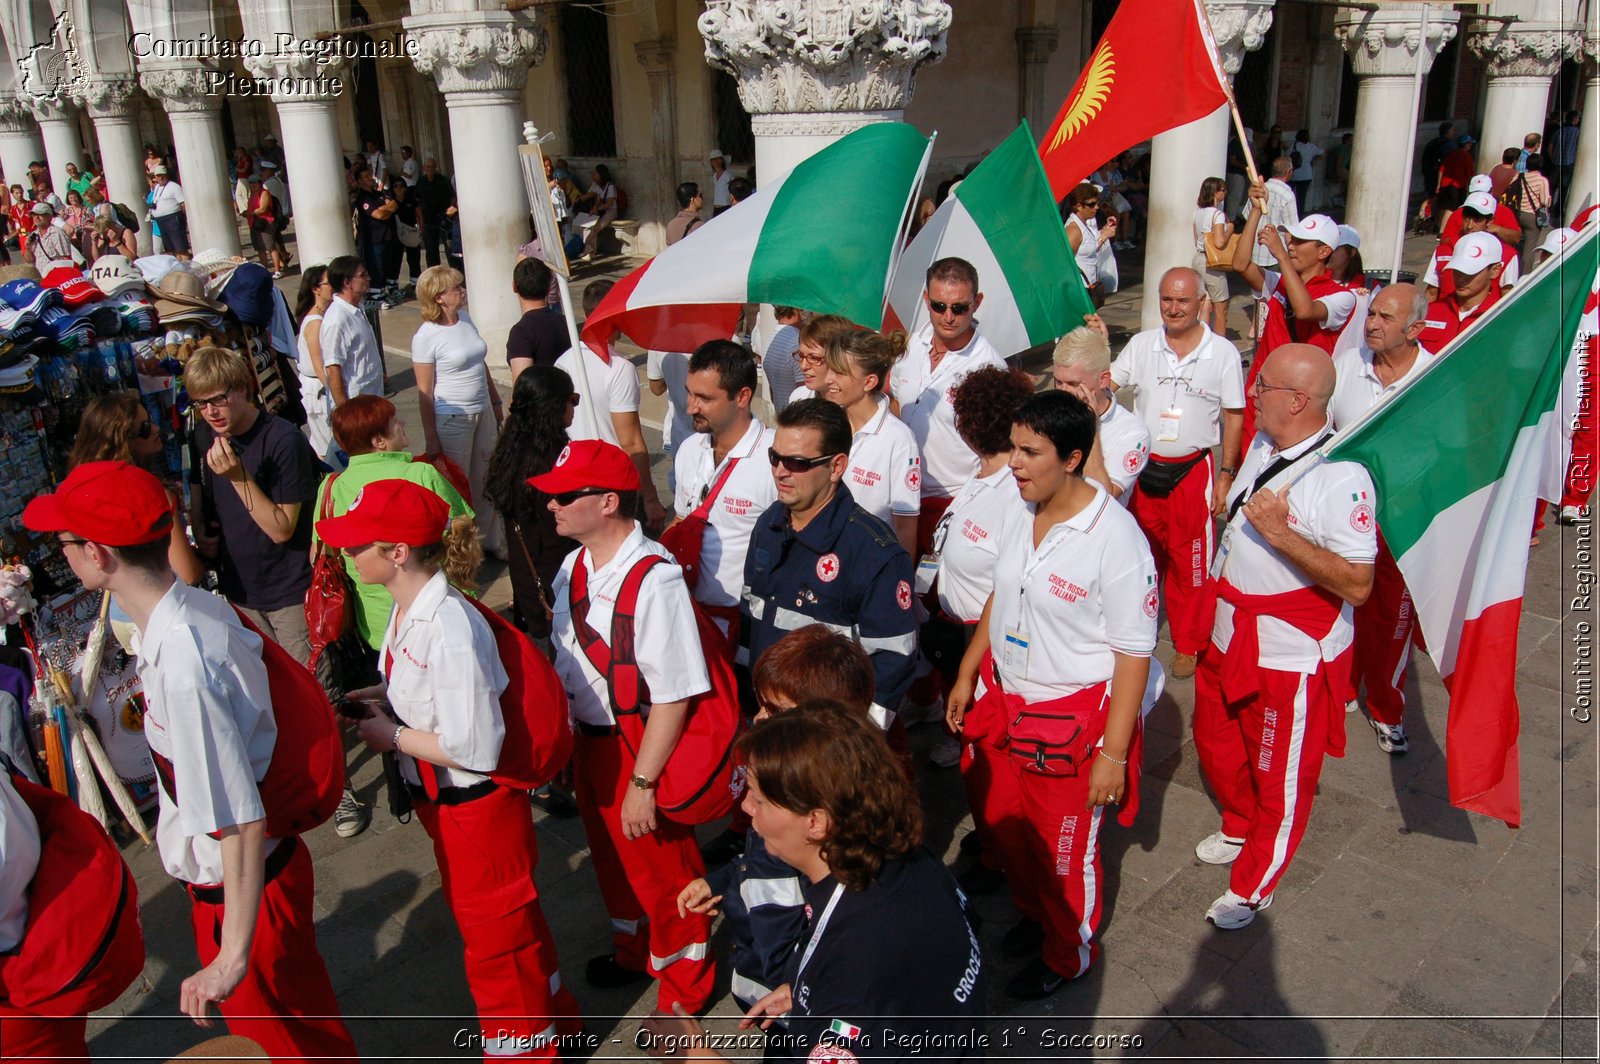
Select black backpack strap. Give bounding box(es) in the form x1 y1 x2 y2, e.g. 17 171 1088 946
1226 432 1335 525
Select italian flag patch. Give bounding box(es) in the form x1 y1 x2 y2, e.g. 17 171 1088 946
828 1019 862 1040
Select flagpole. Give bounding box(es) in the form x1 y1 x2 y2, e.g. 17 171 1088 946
881 131 937 331
1391 3 1430 284
1197 0 1260 187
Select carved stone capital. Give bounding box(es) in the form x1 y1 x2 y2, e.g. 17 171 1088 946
636 37 677 76
240 50 350 101
139 65 224 114
0 93 36 134
74 77 140 120
1467 23 1582 79
24 95 76 124
1335 7 1460 79
405 13 547 96
1586 29 1600 65
1206 0 1275 77
699 0 952 115
750 110 901 138
1014 26 1059 67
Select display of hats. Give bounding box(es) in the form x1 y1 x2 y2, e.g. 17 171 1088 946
191 249 241 297
133 254 179 286
0 279 65 318
40 304 92 347
219 263 274 328
0 354 38 393
88 256 146 299
0 264 41 285
42 266 104 309
0 303 37 335
150 269 226 326
0 336 20 368
115 298 158 335
77 304 122 338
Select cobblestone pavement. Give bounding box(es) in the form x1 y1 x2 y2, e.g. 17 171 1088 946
82 236 1597 1061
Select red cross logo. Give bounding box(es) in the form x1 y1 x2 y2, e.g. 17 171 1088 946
896 580 913 610
816 553 840 582
1350 503 1374 533
557 444 572 467
1143 587 1159 618
1122 450 1143 474
904 465 921 492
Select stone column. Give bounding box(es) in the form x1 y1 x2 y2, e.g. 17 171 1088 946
1468 18 1581 174
407 4 548 357
1139 0 1274 330
699 1 952 186
1568 29 1600 221
1336 5 1460 274
31 98 87 199
635 38 679 256
1015 25 1060 133
138 65 241 256
0 93 43 190
75 78 150 253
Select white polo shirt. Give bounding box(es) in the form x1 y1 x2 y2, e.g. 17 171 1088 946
557 344 641 448
988 485 1159 702
673 417 778 610
1212 422 1378 671
845 396 923 523
1329 344 1437 430
935 465 1022 623
1110 326 1246 458
134 581 277 886
150 180 185 218
0 772 40 952
788 384 815 406
891 324 1007 498
551 524 711 726
1254 270 1359 333
1097 399 1151 502
320 296 385 400
381 570 509 790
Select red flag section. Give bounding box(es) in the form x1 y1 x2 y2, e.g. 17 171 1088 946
1039 0 1230 198
1442 599 1524 827
581 258 746 362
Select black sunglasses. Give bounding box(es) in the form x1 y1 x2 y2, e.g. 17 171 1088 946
134 419 155 439
550 488 610 507
928 300 972 316
768 448 838 473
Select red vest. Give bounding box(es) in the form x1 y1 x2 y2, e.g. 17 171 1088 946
1245 272 1351 447
1420 289 1501 354
1430 238 1514 299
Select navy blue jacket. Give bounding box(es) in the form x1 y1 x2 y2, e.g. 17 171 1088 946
705 830 807 1007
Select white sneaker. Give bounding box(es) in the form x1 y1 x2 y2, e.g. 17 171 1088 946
928 733 962 769
1345 699 1360 714
1560 505 1583 525
1370 719 1409 755
1194 831 1245 865
1205 889 1272 930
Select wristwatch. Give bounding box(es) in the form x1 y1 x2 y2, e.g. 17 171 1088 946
630 774 657 791
1220 465 1238 477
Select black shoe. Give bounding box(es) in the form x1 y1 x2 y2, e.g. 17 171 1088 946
529 784 579 818
700 828 746 867
957 863 1007 896
585 953 648 989
1002 918 1044 957
1006 957 1068 1000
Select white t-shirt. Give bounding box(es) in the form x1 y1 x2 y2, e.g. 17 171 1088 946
672 418 778 611
988 485 1159 702
1329 344 1437 430
1067 214 1101 285
934 465 1022 623
1255 270 1358 334
411 312 490 415
556 344 640 448
150 180 185 218
1211 423 1378 671
845 396 923 523
1194 206 1226 255
320 296 384 399
646 349 693 449
0 772 40 953
1097 399 1152 502
381 571 509 789
295 311 323 380
788 384 815 406
134 582 277 886
551 525 711 726
891 323 1007 498
1110 327 1246 457
712 170 734 208
1290 141 1323 182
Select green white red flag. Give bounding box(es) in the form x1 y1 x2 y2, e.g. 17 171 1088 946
1325 227 1600 827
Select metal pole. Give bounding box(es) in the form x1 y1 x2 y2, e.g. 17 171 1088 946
553 272 603 440
1392 3 1430 283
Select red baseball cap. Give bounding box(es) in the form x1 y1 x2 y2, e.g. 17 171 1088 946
23 461 172 545
315 478 450 548
41 266 104 309
529 439 641 495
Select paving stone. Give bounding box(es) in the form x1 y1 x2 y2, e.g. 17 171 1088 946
1344 789 1518 893
1398 917 1567 1050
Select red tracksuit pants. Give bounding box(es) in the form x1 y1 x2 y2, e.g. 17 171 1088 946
0 1016 87 1063
573 732 713 1013
187 839 358 1061
958 734 1015 879
1351 536 1415 726
416 785 582 1059
983 749 1108 979
1129 453 1216 657
1193 646 1332 905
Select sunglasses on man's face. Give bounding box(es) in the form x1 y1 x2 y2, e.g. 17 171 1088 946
550 488 610 507
767 448 837 473
928 300 972 317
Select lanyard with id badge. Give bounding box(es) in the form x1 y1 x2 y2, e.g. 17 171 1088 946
1005 522 1076 680
915 506 958 594
1157 356 1205 444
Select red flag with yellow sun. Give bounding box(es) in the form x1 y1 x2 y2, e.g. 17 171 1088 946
1039 0 1232 198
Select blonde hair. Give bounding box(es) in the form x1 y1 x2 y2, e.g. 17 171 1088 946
798 313 857 352
1052 327 1111 376
824 328 908 394
183 345 254 399
416 266 465 324
406 515 483 593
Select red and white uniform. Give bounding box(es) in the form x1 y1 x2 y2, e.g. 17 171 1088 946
1419 289 1502 354
1245 269 1356 446
1562 288 1600 510
136 581 355 1061
672 417 777 618
1422 239 1520 296
976 486 1157 978
1111 326 1245 656
382 570 579 1058
1331 343 1437 726
551 526 714 1013
1198 425 1377 905
1095 399 1151 504
844 395 923 526
0 773 70 1063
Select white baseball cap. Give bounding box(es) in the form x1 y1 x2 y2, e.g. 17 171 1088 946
1538 227 1579 255
1468 174 1494 194
1336 224 1361 250
1448 231 1502 275
1285 213 1339 247
708 150 725 162
1463 190 1498 216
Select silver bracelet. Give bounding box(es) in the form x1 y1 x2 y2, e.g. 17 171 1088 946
392 724 406 753
1098 749 1128 766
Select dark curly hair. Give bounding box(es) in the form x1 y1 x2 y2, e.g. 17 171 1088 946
952 365 1035 457
484 365 574 519
737 701 921 891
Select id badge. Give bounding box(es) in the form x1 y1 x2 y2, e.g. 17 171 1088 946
915 554 940 594
1003 628 1030 676
1158 407 1182 443
1211 525 1234 580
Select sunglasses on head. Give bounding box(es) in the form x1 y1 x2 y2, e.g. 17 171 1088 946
550 487 610 506
767 448 837 473
928 300 972 316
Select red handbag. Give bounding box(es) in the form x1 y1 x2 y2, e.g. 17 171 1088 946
657 459 739 592
305 474 353 668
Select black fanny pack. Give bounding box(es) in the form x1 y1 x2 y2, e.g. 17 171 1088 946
1136 451 1209 498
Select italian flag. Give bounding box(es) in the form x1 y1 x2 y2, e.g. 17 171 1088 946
1325 226 1600 827
582 123 932 359
885 122 1095 357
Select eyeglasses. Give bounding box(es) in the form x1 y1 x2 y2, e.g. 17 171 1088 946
928 300 972 316
190 390 234 411
1253 379 1302 398
339 543 376 557
768 448 838 473
550 488 610 507
58 537 87 549
567 395 581 408
796 349 827 368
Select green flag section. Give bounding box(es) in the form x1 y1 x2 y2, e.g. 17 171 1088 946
583 123 931 360
886 122 1094 357
1324 226 1600 826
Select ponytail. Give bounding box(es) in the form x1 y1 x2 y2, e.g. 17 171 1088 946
412 515 483 593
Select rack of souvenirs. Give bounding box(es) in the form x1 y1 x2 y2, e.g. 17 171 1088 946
0 249 303 829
